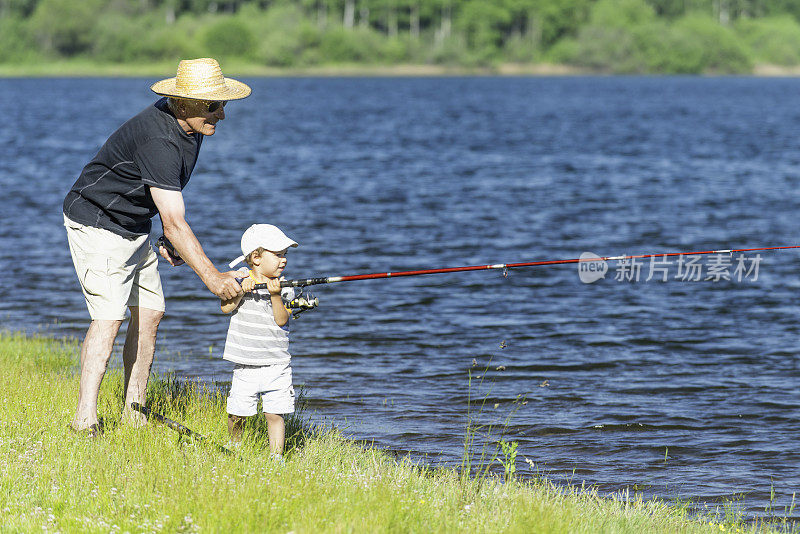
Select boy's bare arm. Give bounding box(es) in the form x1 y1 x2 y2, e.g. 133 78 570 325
266 278 289 327
221 294 244 314
271 294 289 326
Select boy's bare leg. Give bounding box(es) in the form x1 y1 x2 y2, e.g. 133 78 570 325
265 413 285 455
228 414 246 442
71 319 123 430
121 306 163 426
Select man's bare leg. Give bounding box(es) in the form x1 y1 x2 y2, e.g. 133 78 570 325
265 413 285 456
121 306 163 426
228 414 246 442
71 319 123 430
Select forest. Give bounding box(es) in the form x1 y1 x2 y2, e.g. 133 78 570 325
2 0 800 73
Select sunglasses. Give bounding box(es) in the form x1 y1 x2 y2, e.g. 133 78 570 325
203 100 227 113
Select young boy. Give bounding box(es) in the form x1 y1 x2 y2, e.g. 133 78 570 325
221 224 299 459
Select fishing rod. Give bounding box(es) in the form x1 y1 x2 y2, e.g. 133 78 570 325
257 245 800 289
155 235 319 315
131 402 235 456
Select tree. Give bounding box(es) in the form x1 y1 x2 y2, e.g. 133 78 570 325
0 0 40 18
764 0 800 22
344 0 355 28
30 0 104 55
203 16 255 57
457 0 512 56
433 0 454 45
644 0 688 18
589 0 657 28
528 0 592 48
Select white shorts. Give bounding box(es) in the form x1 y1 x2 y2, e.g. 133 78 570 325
226 362 295 416
64 215 165 320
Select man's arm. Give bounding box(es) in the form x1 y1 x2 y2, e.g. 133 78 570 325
150 187 243 301
221 277 252 313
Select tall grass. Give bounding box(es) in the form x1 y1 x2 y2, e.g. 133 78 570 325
0 332 783 532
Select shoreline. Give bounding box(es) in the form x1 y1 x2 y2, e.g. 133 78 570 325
2 61 800 78
0 331 773 532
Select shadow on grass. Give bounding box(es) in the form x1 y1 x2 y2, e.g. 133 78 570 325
107 372 316 456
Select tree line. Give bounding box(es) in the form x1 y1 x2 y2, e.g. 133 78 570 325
2 0 800 73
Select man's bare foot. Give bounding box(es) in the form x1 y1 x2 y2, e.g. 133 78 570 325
121 408 148 428
70 415 98 431
69 418 104 438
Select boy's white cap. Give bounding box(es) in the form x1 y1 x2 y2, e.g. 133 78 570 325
228 224 298 268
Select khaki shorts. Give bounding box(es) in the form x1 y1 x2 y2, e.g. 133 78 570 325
64 215 165 320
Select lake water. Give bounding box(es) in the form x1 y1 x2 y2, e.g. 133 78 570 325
2 76 799 521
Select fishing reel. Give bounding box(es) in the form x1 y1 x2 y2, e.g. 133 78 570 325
155 235 181 262
283 287 319 318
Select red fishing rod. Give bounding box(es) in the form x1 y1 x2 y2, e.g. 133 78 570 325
257 245 800 289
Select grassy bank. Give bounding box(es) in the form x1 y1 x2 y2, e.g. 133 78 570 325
0 332 769 532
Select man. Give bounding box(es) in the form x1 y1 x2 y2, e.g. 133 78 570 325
63 58 249 435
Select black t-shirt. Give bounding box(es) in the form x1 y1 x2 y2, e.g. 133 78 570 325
63 98 203 238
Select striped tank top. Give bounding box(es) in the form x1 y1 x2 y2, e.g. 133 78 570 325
222 271 295 366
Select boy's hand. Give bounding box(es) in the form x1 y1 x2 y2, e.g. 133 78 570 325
241 278 255 292
266 277 281 295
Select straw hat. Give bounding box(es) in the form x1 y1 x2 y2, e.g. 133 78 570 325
150 58 251 101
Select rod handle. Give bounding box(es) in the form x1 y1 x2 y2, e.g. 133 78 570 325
252 277 329 289
155 235 182 262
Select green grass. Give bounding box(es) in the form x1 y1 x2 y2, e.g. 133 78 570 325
0 332 782 532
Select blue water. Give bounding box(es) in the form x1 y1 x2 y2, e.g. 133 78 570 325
2 76 799 520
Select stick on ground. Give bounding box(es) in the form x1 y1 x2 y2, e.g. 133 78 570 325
131 402 235 456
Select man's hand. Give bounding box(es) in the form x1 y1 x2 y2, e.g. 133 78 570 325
207 271 245 300
158 244 185 266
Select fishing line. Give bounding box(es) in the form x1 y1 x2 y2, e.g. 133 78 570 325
258 245 800 289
